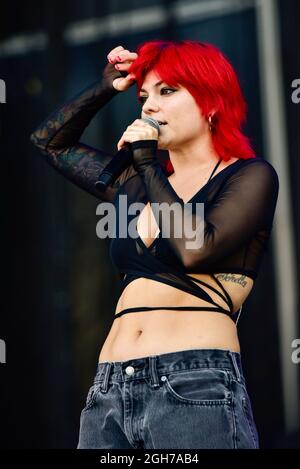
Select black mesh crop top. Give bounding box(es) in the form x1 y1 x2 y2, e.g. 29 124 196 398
30 75 279 325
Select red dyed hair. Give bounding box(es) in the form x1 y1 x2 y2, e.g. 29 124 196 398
128 40 255 169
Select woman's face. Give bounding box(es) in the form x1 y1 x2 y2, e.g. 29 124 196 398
140 70 209 151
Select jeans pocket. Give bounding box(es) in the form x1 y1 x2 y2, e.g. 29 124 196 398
161 368 232 405
83 382 102 412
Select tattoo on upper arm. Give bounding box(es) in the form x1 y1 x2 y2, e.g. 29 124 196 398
215 273 248 288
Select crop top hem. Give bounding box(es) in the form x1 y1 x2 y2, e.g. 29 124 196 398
120 268 257 285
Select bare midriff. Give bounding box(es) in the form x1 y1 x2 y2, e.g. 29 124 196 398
98 157 253 363
98 273 254 363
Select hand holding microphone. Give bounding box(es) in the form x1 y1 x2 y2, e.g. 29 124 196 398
95 117 160 192
116 117 160 151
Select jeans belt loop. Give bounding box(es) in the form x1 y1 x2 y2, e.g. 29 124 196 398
148 356 160 388
228 351 241 383
100 363 112 393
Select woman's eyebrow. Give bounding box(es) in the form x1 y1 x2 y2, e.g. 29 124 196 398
140 81 164 92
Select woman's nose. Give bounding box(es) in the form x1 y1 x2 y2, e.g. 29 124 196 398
142 97 159 112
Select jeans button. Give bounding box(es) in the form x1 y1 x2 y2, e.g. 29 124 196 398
125 366 135 376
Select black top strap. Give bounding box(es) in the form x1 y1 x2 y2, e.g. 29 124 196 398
207 158 222 183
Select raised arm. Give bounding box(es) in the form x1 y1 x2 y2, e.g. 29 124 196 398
30 54 136 202
131 140 279 270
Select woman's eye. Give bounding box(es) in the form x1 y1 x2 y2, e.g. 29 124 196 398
138 88 174 104
138 96 146 103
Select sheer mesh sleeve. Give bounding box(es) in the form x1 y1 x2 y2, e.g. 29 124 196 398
131 140 279 270
30 78 133 202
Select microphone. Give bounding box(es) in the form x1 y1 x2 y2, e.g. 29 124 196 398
95 117 160 193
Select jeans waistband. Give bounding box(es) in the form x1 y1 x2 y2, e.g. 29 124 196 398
94 348 244 393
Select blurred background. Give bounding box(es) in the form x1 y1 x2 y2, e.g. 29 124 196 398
0 0 299 449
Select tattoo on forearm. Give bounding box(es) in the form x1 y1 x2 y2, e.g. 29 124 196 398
215 273 248 288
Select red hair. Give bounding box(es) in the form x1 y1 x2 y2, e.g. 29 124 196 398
128 40 255 170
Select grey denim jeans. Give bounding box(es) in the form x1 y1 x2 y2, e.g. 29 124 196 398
77 348 259 449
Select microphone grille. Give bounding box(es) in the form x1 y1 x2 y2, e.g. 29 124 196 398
140 117 161 136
